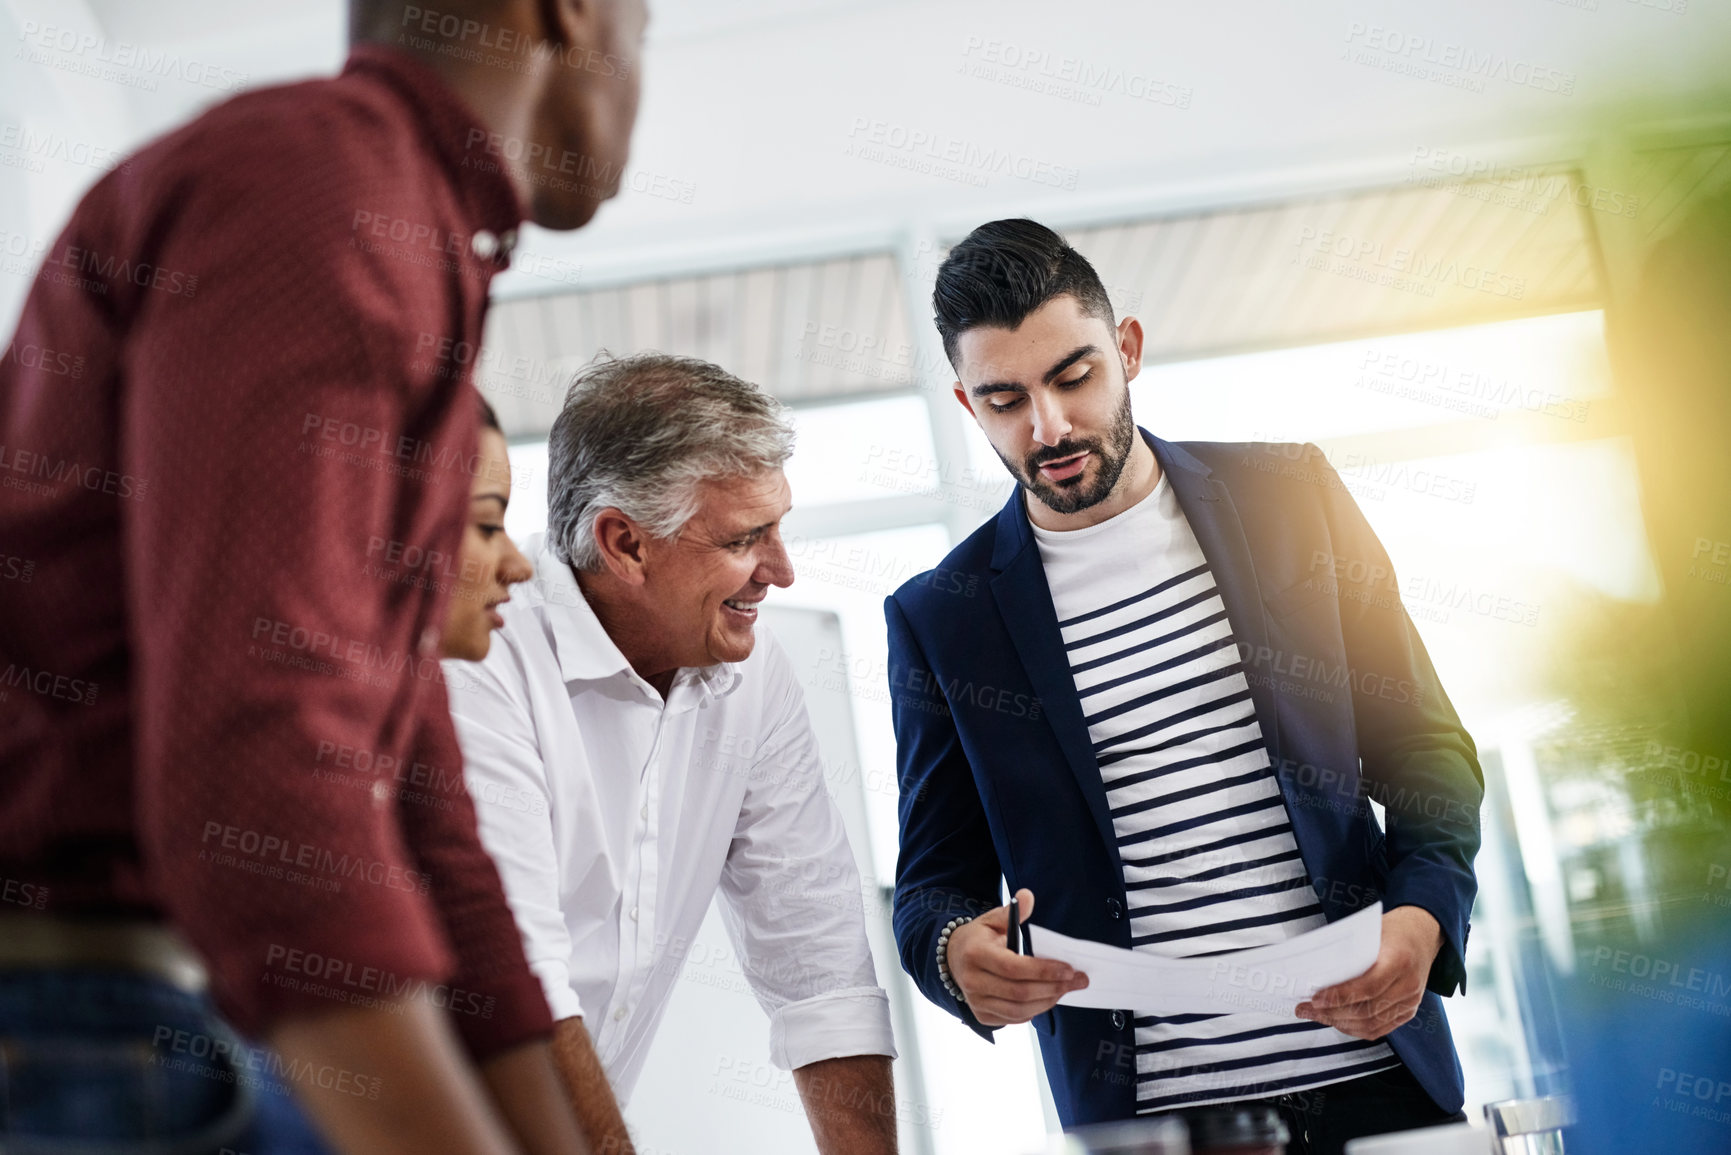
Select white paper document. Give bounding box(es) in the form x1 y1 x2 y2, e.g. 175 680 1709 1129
1027 902 1383 1018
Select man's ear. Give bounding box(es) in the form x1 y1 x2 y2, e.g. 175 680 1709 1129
537 0 584 48
1117 315 1146 384
952 382 977 420
591 508 649 586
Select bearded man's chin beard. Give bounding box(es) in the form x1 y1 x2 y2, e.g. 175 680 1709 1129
1018 393 1137 514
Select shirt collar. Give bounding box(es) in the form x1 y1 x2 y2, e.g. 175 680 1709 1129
529 536 745 703
342 43 525 256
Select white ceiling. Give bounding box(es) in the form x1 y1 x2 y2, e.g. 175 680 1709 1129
42 0 1731 288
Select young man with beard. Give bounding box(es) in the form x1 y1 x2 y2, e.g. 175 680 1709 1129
885 219 1483 1155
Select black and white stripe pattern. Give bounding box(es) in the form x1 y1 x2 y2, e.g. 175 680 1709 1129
1033 479 1396 1113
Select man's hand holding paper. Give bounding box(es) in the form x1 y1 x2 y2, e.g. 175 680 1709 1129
1297 905 1445 1039
1027 903 1387 1021
948 890 1092 1026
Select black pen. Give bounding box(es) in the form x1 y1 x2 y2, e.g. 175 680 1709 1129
1010 889 1056 1034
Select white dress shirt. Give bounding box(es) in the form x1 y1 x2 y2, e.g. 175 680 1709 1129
444 533 895 1102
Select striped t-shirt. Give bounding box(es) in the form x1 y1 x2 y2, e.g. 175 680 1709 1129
1031 473 1396 1113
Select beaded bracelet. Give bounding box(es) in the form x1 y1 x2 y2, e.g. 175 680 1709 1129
935 915 970 1003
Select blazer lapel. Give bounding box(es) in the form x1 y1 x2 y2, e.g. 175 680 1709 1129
983 433 1290 870
988 493 1121 862
1151 434 1285 766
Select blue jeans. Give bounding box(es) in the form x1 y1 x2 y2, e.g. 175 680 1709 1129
0 970 334 1155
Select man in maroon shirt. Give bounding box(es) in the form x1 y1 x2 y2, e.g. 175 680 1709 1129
0 2 644 1152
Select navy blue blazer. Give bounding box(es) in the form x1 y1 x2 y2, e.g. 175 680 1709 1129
885 433 1483 1126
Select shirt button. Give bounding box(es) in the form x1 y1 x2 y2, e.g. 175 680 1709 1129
371 780 392 807
1107 898 1124 920
1111 1010 1128 1031
640 804 648 821
629 906 639 922
613 1006 627 1022
470 230 499 260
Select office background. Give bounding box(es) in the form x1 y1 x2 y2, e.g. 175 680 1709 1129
4 2 1729 1152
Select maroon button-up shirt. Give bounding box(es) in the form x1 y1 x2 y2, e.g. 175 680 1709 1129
0 44 551 1055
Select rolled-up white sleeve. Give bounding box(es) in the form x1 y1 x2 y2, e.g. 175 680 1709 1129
765 987 897 1072
714 642 897 1071
444 636 586 1024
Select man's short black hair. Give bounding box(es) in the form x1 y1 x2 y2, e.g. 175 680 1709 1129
932 218 1115 369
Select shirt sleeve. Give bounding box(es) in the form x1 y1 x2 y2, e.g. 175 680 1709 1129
116 134 478 1033
443 630 587 1023
712 640 897 1072
883 594 1003 1041
393 682 556 1058
1307 445 1485 996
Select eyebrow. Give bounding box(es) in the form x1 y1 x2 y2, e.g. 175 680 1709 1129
969 344 1098 397
472 493 509 510
728 500 796 538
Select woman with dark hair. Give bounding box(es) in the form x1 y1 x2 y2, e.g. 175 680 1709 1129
442 398 534 661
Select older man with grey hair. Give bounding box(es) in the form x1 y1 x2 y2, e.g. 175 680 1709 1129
445 353 900 1155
